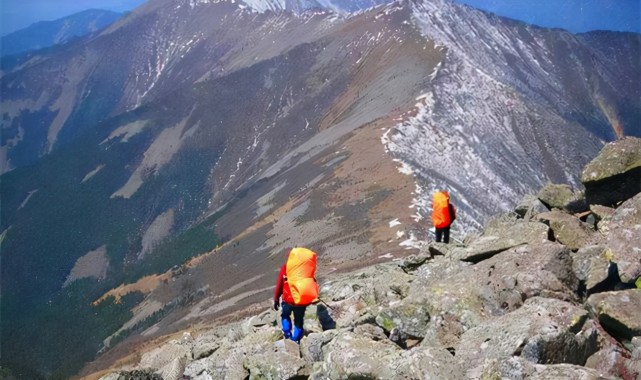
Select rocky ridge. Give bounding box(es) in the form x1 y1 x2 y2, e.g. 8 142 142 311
94 139 641 379
2 0 640 376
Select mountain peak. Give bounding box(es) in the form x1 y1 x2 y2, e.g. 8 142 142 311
185 0 393 14
185 0 324 13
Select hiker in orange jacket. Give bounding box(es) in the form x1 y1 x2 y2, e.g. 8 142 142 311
431 190 456 243
273 247 319 343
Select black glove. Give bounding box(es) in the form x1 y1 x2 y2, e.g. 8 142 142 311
273 300 280 311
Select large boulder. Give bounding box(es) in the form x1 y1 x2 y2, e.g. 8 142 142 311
402 242 579 348
244 339 309 380
600 193 641 283
317 263 413 328
479 356 614 380
300 330 339 363
393 346 464 379
627 337 641 377
571 245 612 294
137 336 192 380
585 346 634 379
309 330 403 379
184 326 282 380
456 297 598 376
581 137 641 207
537 183 587 213
452 218 550 262
375 301 431 339
591 204 616 225
586 289 641 341
537 210 596 250
191 330 223 360
515 194 549 219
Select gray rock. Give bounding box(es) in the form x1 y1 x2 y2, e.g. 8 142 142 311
428 242 455 256
624 357 641 380
376 301 431 339
317 263 413 329
192 332 222 360
632 336 641 349
137 339 191 380
114 369 163 380
537 183 587 213
591 204 616 225
410 254 471 290
309 331 402 379
398 250 432 272
300 330 338 363
586 289 641 340
321 263 412 304
188 327 282 380
353 323 388 341
158 357 187 380
192 341 219 360
245 309 277 328
244 340 308 380
515 194 549 219
581 136 641 207
393 345 464 379
453 220 550 262
183 356 218 379
626 337 641 376
537 210 596 250
418 242 579 348
479 356 614 380
456 297 598 375
601 193 641 283
571 245 611 293
585 346 631 379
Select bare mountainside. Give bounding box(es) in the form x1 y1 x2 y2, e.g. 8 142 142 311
0 0 640 377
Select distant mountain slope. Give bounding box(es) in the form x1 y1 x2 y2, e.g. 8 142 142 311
0 0 639 378
0 9 123 56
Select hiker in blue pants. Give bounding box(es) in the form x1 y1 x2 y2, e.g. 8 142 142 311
273 247 319 343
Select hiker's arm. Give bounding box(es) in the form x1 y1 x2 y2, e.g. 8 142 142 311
273 265 286 309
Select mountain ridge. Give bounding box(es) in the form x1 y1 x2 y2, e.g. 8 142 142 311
82 137 641 380
0 0 640 377
0 9 123 56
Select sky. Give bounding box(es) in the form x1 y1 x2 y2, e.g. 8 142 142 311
457 0 641 34
0 0 640 36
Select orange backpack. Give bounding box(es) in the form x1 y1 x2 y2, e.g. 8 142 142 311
286 247 319 305
432 191 452 229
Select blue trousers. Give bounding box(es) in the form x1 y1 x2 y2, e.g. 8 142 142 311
281 303 306 342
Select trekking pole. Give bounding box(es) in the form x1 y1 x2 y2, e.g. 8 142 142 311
315 297 336 311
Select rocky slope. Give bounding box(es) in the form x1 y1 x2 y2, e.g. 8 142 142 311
90 137 641 379
1 0 640 377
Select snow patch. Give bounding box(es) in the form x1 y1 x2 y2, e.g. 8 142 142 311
399 232 421 250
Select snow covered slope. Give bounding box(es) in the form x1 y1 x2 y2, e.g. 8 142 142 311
383 0 640 233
